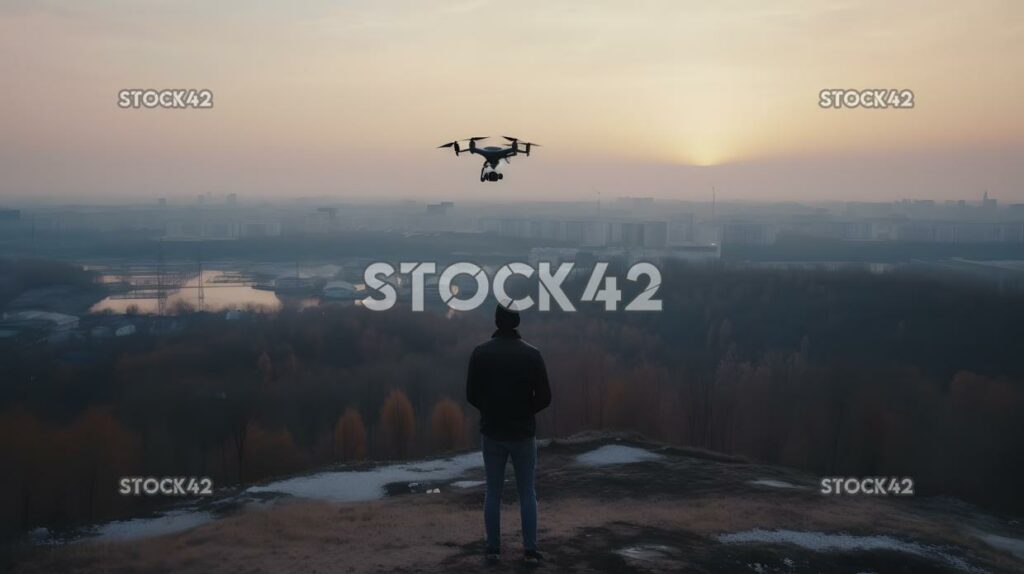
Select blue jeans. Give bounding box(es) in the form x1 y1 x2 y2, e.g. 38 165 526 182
482 435 538 552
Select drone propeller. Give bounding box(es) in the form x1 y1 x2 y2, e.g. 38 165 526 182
505 136 541 148
440 137 487 148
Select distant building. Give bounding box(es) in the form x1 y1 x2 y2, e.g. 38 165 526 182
564 220 584 243
982 191 997 209
426 202 454 215
721 222 777 245
615 197 655 210
952 222 993 242
621 223 645 247
581 220 613 247
240 221 282 237
630 244 720 263
997 223 1024 243
667 214 696 246
162 216 282 240
641 221 668 248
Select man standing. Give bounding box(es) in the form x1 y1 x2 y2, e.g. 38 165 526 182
466 304 552 566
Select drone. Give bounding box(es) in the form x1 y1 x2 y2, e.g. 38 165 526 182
437 136 540 182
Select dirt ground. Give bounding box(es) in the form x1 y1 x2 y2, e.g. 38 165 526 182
10 436 1024 573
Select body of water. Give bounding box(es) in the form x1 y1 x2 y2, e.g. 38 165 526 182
90 270 287 314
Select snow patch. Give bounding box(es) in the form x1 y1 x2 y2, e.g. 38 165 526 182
92 510 214 541
450 480 485 489
616 544 683 569
576 445 664 466
62 452 483 544
970 529 1024 560
748 479 805 490
616 544 677 561
717 529 986 574
246 452 483 502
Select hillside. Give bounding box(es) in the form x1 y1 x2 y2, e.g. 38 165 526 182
12 433 1024 573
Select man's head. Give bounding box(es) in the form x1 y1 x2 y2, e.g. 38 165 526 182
495 303 520 331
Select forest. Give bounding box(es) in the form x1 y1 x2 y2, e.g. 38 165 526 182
1 261 1023 538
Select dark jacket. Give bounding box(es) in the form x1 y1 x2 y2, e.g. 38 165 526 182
466 329 552 440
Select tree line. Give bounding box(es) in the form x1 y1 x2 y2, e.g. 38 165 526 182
1 262 1023 538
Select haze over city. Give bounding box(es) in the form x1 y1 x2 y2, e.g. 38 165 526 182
2 0 1022 203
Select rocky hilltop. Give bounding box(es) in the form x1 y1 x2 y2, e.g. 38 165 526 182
13 433 1024 573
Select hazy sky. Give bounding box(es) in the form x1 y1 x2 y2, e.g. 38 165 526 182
1 0 1022 203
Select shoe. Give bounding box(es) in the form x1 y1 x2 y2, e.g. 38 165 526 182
523 550 543 566
485 549 501 564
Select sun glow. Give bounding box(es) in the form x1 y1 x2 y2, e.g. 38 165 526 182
1 1 1022 200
